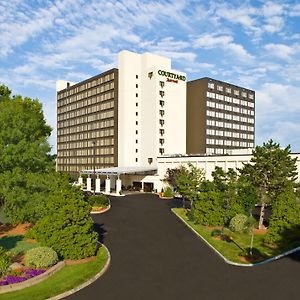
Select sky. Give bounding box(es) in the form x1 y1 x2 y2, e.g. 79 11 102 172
1 0 300 153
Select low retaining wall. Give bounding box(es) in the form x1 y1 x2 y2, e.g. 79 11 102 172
0 261 65 294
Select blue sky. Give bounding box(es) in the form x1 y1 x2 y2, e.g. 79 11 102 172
1 0 300 153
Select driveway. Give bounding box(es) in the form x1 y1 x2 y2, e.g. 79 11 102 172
66 194 300 300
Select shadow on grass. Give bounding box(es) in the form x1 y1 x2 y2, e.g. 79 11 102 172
0 235 24 250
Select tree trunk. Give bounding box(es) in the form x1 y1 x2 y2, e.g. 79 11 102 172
258 203 265 229
250 229 254 255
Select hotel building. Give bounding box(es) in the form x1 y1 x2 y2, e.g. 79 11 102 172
56 50 186 176
187 77 255 155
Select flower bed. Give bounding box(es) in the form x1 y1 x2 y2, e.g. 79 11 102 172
0 269 45 286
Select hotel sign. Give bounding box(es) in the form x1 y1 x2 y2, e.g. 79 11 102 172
158 70 186 82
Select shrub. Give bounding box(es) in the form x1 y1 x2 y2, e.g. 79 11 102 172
190 191 224 226
25 247 58 268
163 187 174 198
229 214 248 233
29 175 98 260
89 194 109 207
0 246 11 276
265 187 300 245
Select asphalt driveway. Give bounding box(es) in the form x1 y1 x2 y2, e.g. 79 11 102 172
66 194 300 300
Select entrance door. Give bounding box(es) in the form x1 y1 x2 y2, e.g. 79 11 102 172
143 182 154 193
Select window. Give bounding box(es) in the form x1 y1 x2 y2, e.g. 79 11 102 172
136 84 138 88
249 93 254 100
216 94 224 100
208 82 214 89
136 121 138 125
136 112 138 116
135 158 138 162
217 85 223 92
136 93 138 97
159 91 165 97
160 81 165 88
136 130 138 134
135 149 138 153
136 139 138 144
159 138 164 145
136 75 138 79
234 90 239 96
159 119 165 126
136 102 138 107
159 148 165 155
242 92 247 98
159 110 165 117
207 91 215 99
159 100 165 107
225 87 231 93
159 128 165 135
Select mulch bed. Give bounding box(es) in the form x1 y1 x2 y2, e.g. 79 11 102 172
0 223 32 237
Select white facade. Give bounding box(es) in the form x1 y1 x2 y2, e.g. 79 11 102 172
118 50 186 168
156 153 300 191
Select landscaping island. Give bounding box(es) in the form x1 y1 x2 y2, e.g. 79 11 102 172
173 208 300 265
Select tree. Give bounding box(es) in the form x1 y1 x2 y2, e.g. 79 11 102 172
29 173 98 259
173 163 205 208
264 186 300 245
0 85 54 222
0 91 52 174
241 140 298 229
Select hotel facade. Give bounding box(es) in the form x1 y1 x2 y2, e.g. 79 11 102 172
56 50 261 193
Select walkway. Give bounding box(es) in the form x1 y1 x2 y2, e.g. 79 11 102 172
66 194 300 300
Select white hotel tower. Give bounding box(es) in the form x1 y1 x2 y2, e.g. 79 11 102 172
118 50 187 168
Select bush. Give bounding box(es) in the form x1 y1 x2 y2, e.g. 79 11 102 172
89 194 109 207
25 247 58 268
30 175 98 260
229 214 248 233
163 187 174 198
0 246 11 276
265 187 300 245
190 191 224 226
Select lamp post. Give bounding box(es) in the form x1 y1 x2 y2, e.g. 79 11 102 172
92 140 96 196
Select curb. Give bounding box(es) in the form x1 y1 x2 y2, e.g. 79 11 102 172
0 261 65 294
171 208 300 267
48 244 111 300
90 204 111 214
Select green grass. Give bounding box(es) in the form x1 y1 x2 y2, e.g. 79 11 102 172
0 246 109 300
173 208 283 264
0 235 40 255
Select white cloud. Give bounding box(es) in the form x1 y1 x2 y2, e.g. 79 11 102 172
264 43 299 60
194 33 254 62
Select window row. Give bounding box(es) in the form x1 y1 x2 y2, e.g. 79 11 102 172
57 74 115 99
206 129 254 139
58 91 115 111
206 140 254 147
206 120 254 131
57 147 114 156
57 155 114 165
206 110 255 121
58 132 114 144
207 101 255 113
207 83 254 99
58 100 114 121
207 92 254 105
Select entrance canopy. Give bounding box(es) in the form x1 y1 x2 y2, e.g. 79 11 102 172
80 166 157 176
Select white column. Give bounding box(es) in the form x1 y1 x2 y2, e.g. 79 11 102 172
78 176 83 185
141 181 144 192
105 177 111 194
86 176 92 191
116 178 122 194
95 177 101 194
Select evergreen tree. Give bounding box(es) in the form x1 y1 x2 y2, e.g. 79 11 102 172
241 140 297 229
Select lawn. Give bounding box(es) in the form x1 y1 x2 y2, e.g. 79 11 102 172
0 235 40 256
172 208 284 264
0 245 109 300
